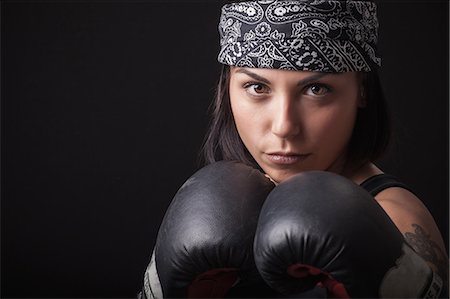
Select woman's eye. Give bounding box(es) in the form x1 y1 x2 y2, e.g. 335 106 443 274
305 84 331 96
244 83 270 95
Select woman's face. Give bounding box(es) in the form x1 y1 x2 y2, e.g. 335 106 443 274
229 66 363 183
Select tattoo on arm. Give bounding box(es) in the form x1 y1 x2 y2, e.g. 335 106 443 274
404 223 449 286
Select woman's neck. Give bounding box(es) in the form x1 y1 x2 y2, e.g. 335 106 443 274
326 150 384 185
343 162 384 185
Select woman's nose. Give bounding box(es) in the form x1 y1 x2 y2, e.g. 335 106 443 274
271 94 300 139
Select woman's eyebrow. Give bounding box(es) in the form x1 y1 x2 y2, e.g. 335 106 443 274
234 68 333 86
297 73 329 87
235 68 270 84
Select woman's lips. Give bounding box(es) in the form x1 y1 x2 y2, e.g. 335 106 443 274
265 153 311 165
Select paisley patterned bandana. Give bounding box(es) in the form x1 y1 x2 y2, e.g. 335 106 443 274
217 0 381 72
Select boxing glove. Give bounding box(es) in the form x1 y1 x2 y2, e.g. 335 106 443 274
254 171 444 298
150 161 275 298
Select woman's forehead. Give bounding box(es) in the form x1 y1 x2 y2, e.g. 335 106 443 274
231 66 358 82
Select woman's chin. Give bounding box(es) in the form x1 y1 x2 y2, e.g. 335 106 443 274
266 170 303 185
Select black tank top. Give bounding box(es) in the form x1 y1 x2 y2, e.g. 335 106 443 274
359 173 414 197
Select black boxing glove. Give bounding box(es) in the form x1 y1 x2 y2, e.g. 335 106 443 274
151 161 275 298
254 171 444 298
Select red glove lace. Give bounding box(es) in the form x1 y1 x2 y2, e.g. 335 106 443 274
287 264 350 298
187 268 238 298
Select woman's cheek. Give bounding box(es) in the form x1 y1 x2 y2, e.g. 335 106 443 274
317 104 357 153
231 95 265 151
235 107 262 154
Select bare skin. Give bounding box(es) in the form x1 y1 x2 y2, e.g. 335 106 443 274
229 66 364 183
350 162 449 287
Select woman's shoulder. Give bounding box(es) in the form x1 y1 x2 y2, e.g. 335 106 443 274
353 164 445 251
356 164 443 248
349 164 427 218
374 185 430 230
375 185 449 284
355 164 449 286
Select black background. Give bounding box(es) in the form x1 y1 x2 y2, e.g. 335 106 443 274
2 1 449 297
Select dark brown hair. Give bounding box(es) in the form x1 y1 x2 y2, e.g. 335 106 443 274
199 64 391 172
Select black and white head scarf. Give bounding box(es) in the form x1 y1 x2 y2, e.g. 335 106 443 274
218 0 381 72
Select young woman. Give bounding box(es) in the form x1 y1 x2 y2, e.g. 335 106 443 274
206 0 448 286
139 1 448 297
